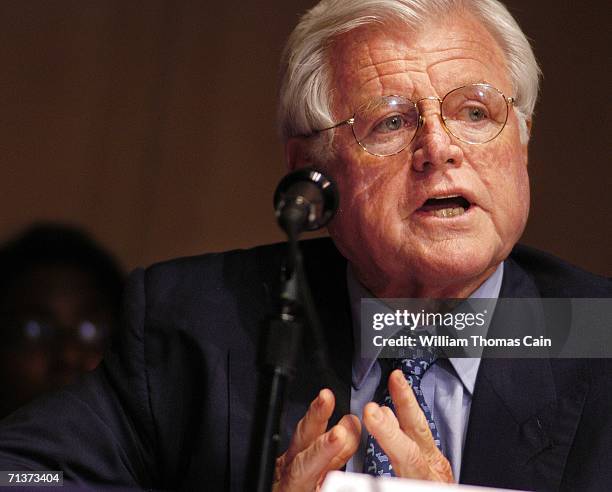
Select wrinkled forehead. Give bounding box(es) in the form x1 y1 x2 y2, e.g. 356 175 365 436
326 12 512 113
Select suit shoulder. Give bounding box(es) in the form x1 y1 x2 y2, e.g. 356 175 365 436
133 237 337 306
134 243 277 304
510 244 611 297
143 237 336 282
144 242 278 280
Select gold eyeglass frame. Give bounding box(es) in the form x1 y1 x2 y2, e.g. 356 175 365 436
313 83 515 157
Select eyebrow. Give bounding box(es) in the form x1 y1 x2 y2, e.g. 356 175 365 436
434 80 491 97
375 80 494 101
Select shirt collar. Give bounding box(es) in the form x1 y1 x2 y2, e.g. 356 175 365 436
348 262 504 395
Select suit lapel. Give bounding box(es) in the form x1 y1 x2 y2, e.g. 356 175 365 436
460 258 587 490
298 239 352 425
277 238 353 450
268 239 352 451
228 239 352 491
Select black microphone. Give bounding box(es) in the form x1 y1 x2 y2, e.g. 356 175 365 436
273 168 338 236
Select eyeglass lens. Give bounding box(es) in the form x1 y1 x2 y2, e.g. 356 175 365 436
351 84 509 156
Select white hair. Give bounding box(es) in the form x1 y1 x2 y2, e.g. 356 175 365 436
278 0 540 152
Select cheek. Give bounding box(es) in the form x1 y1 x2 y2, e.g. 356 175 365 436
83 352 104 371
328 153 407 234
478 143 530 238
4 349 50 384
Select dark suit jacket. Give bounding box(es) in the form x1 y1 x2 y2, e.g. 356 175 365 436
0 238 610 491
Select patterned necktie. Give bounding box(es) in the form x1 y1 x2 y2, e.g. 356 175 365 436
363 348 440 477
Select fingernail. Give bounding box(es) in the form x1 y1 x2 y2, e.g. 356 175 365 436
316 392 325 408
328 428 339 443
369 405 382 422
395 370 407 387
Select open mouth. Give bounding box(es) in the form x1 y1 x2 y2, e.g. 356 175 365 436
418 195 472 218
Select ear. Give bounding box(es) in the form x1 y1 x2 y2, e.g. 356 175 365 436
523 118 532 166
526 118 533 137
285 137 312 172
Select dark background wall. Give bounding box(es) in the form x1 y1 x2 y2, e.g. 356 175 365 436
1 0 610 275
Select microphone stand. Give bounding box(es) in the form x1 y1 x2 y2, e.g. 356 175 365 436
250 168 338 492
252 216 305 492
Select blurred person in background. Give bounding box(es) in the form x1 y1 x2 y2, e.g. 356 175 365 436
0 223 124 418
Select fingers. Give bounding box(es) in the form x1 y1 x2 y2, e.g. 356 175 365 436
387 369 439 459
275 389 361 492
284 389 335 464
277 424 347 492
322 414 362 471
314 415 361 491
363 402 432 480
364 370 454 482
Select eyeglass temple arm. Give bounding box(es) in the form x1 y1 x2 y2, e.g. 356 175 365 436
314 117 355 134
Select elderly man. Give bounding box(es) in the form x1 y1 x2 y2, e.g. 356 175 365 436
0 0 610 490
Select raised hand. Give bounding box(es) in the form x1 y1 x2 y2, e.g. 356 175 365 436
273 389 361 491
363 369 453 482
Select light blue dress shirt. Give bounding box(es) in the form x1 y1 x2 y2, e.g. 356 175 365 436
345 263 504 481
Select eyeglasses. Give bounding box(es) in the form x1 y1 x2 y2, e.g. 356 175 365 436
314 83 515 157
2 318 110 349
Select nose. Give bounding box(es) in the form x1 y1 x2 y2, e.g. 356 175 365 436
410 101 464 173
57 339 83 369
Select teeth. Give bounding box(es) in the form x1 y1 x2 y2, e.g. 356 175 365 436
433 207 465 218
435 194 461 199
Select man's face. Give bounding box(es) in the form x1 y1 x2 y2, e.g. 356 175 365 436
319 14 530 297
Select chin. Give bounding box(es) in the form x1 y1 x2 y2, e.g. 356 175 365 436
397 238 505 296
